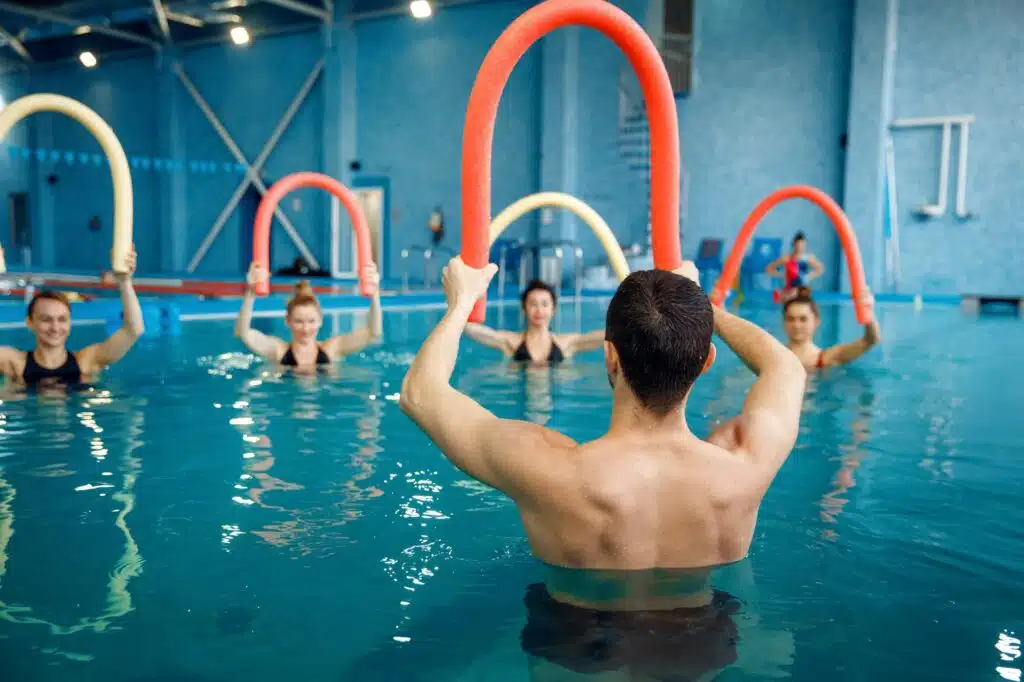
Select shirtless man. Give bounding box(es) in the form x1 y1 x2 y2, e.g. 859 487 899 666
0 248 144 386
400 257 806 679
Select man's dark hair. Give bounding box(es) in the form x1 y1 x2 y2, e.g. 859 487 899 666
27 290 71 319
792 231 807 244
521 279 557 308
605 270 713 414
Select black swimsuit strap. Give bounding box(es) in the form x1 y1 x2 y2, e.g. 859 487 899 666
514 336 564 363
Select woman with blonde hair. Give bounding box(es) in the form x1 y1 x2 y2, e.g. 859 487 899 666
234 262 382 369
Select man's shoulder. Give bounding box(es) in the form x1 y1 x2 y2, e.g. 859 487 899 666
509 420 578 451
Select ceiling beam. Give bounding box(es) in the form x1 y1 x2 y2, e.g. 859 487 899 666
0 24 31 63
349 0 490 22
0 1 161 49
165 10 205 28
151 0 172 42
261 0 331 22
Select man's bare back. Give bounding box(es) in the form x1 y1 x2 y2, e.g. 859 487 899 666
400 258 805 611
509 431 759 601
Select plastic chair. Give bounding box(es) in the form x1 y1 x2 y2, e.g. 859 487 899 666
741 237 783 294
694 238 723 291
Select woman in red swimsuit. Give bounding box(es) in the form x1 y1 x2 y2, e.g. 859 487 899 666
765 231 825 303
782 290 881 370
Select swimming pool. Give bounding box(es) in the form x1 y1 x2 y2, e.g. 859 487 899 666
0 298 1021 681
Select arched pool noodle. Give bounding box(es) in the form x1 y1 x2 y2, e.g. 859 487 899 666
489 192 630 282
0 94 133 273
709 185 874 325
253 172 373 298
462 0 681 322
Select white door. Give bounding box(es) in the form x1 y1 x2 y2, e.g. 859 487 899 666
331 187 384 278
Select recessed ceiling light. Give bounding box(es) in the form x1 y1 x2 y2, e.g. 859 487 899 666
230 25 250 45
410 0 432 19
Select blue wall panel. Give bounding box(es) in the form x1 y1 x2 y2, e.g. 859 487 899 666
678 0 854 289
356 0 541 275
0 72 31 267
1 0 1019 298
889 0 1024 295
29 58 160 273
179 31 327 276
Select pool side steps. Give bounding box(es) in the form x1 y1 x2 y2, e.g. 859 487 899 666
961 294 1024 317
105 302 181 337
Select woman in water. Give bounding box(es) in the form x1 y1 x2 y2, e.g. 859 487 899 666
766 231 825 302
0 247 144 386
463 279 604 363
782 290 881 370
234 262 382 369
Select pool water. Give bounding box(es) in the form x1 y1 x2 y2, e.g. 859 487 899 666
0 299 1022 682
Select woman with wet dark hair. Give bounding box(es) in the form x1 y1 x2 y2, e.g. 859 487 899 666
464 280 604 364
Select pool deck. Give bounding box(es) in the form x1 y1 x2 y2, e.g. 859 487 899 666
0 265 971 329
0 287 966 329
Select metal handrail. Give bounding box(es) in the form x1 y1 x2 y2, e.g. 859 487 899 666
497 239 584 303
399 244 456 291
0 274 45 303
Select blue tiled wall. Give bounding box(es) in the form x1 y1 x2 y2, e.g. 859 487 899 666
0 0 1020 295
679 0 854 289
888 0 1024 295
356 0 541 272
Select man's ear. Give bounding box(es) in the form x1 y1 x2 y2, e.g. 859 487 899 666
604 340 618 375
701 342 717 375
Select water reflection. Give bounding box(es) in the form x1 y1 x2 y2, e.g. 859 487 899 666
342 553 796 682
0 391 145 635
997 631 1023 681
816 369 877 540
457 360 595 429
224 363 387 555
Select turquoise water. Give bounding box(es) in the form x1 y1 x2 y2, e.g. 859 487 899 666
0 299 1022 681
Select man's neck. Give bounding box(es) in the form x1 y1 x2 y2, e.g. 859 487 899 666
608 390 692 438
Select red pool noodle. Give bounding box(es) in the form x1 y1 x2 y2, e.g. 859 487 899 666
709 185 874 324
461 0 681 322
252 172 372 297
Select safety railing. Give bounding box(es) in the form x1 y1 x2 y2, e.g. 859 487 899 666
0 275 46 304
398 244 457 292
497 239 584 302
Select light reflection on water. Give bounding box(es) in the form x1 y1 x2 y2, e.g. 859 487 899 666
0 388 145 643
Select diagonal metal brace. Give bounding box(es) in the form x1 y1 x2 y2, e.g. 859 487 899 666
175 59 325 272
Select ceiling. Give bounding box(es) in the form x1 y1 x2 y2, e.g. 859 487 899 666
0 0 461 67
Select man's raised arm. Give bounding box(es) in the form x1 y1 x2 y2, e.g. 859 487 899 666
399 257 575 497
710 305 806 481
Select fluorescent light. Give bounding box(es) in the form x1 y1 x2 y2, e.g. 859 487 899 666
73 26 91 36
410 0 432 19
229 25 250 45
79 51 98 68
